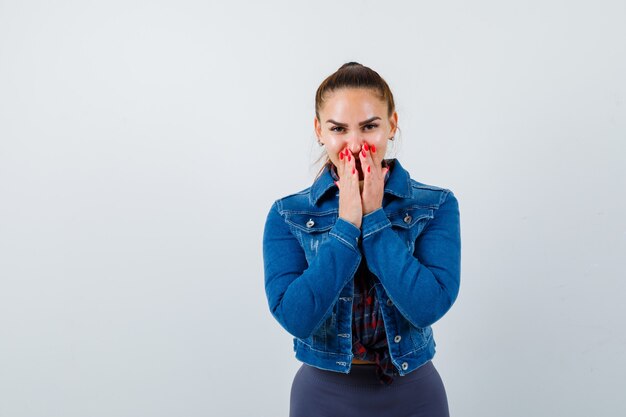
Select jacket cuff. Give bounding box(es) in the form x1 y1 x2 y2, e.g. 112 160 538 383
329 217 361 251
361 207 391 240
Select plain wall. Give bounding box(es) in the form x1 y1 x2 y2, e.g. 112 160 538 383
1 1 625 416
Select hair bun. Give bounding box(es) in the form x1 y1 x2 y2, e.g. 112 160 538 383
338 61 362 70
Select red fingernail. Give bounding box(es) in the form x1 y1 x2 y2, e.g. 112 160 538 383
352 168 356 174
364 143 369 151
339 152 344 160
371 145 376 153
367 166 371 173
348 154 351 161
362 149 366 157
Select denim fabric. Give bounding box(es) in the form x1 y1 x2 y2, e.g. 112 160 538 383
262 159 461 376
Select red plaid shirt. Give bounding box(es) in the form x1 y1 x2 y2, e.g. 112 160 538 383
351 260 399 385
330 160 398 385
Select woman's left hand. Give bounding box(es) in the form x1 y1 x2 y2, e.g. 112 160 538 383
359 143 389 215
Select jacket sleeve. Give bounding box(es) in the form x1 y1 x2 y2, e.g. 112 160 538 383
360 190 461 328
262 200 362 339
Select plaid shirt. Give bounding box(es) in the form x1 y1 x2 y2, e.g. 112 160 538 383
330 160 399 385
351 260 400 385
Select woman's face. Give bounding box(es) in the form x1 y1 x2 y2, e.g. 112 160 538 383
315 88 398 181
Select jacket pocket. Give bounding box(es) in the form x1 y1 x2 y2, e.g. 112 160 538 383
284 211 338 264
387 207 434 253
408 324 433 350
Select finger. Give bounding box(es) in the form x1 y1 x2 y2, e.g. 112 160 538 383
336 147 346 179
341 147 353 179
340 148 352 186
342 150 358 197
342 148 352 179
347 148 358 179
369 143 381 174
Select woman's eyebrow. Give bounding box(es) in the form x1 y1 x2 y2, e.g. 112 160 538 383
326 116 381 127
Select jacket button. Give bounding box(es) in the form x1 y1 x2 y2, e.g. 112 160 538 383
306 219 315 228
401 362 408 370
386 299 393 306
403 214 412 224
394 335 402 343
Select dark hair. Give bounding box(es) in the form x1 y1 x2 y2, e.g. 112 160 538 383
313 62 397 178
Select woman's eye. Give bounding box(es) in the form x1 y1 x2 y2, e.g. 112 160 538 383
331 124 377 132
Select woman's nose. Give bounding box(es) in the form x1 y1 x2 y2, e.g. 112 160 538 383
347 138 364 154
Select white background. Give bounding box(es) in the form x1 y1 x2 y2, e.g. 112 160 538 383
1 1 625 416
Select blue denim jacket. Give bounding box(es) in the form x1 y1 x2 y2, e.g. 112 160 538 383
262 159 461 376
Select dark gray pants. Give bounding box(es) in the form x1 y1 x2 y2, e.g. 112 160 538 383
289 360 450 417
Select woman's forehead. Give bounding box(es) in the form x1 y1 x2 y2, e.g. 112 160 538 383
320 88 386 115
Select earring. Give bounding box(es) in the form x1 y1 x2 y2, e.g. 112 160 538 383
317 139 324 146
389 136 395 141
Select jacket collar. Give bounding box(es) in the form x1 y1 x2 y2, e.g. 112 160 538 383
309 158 412 205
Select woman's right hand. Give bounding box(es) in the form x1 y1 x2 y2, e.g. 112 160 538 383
335 147 362 229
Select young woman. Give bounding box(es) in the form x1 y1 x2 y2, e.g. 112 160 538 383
262 62 461 417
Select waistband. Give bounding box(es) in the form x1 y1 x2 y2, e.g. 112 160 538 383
299 360 436 387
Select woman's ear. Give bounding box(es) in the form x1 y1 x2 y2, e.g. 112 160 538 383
389 111 398 136
314 116 323 144
313 116 322 140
